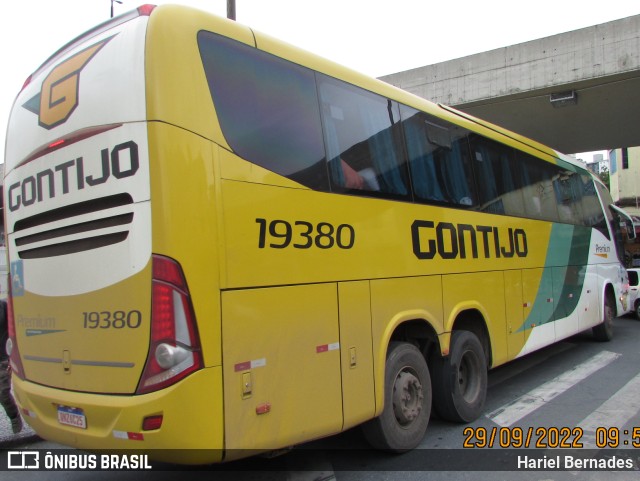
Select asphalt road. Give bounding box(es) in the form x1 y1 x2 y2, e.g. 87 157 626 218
3 314 640 481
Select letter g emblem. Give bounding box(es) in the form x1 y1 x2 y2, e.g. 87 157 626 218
23 37 113 129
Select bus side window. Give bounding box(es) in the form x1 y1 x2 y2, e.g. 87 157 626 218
580 174 607 232
198 31 329 191
469 136 524 216
400 106 476 207
553 170 585 224
515 151 560 223
318 75 409 198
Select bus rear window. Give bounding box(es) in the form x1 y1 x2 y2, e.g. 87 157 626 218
198 31 329 191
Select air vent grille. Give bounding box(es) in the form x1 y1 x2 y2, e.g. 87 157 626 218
13 193 134 259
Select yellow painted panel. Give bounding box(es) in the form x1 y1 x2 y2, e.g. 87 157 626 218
148 122 222 367
370 276 443 414
338 281 375 429
13 263 151 393
442 271 507 366
219 176 553 290
12 368 224 463
221 284 342 451
145 5 255 148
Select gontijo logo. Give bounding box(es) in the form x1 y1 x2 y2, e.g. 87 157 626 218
23 36 114 129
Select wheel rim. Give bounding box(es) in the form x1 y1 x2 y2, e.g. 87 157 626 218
392 368 424 426
458 349 481 403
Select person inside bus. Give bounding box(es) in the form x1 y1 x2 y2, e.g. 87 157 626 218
341 159 365 189
0 303 23 434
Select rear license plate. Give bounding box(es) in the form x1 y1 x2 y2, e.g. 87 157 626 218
57 405 87 429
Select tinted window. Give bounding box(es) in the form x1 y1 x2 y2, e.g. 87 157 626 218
318 76 409 198
198 30 609 232
628 270 639 287
579 175 604 228
594 181 614 241
400 106 476 207
552 169 586 224
469 136 523 215
198 31 328 190
513 151 561 222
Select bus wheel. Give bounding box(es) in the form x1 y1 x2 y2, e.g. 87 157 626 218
592 293 614 341
636 301 640 321
362 342 431 452
432 330 487 423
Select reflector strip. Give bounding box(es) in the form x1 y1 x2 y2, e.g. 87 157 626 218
316 342 340 354
234 358 267 372
112 430 144 441
256 403 271 415
21 408 36 419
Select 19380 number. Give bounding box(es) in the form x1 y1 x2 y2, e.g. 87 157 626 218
83 310 142 329
256 218 355 250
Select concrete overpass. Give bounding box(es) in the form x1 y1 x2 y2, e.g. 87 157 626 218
380 15 640 155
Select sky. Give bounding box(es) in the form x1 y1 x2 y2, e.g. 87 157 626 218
2 0 639 164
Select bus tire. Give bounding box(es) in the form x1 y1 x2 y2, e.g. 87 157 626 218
362 342 431 452
592 292 614 341
431 330 487 423
636 300 640 321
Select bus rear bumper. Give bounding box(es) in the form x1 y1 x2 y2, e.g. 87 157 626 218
11 366 224 465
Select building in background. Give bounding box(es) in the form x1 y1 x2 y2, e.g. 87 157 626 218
610 147 640 217
610 147 640 267
586 153 605 175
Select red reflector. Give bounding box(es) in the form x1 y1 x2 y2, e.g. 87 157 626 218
138 4 156 16
256 403 271 415
21 74 33 91
49 139 65 149
142 415 163 431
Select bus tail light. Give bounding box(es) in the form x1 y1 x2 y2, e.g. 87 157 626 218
6 277 25 380
137 255 203 394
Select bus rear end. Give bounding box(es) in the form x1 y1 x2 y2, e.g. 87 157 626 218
4 6 223 463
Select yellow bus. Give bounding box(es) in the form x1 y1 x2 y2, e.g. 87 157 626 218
3 4 633 464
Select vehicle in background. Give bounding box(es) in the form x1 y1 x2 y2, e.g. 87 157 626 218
628 269 640 319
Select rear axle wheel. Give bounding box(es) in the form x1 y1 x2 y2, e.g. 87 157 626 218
432 330 487 423
362 342 431 452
